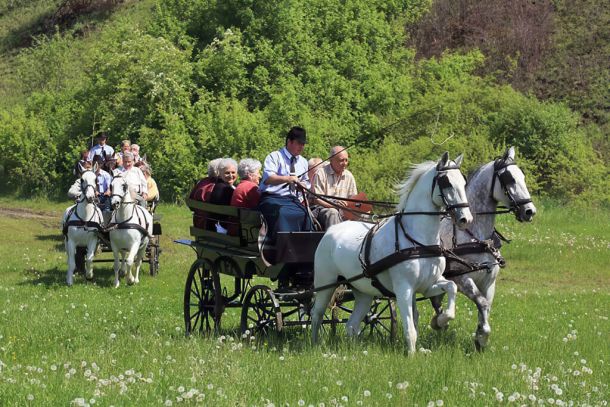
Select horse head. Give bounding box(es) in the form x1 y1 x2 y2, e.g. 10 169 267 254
110 175 130 210
492 147 537 222
80 169 98 204
433 152 473 229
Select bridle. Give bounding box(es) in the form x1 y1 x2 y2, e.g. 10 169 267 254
432 163 470 218
490 159 533 216
110 177 135 206
77 170 99 204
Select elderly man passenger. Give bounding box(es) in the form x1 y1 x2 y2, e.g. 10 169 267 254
231 159 262 209
312 146 357 230
121 152 148 207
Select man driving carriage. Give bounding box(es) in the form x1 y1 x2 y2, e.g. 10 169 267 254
258 126 313 244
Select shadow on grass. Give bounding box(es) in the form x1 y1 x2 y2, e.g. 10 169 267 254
19 265 118 288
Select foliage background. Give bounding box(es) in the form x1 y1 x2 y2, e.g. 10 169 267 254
0 0 607 205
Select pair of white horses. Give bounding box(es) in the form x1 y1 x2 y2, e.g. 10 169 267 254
62 165 153 288
311 147 536 353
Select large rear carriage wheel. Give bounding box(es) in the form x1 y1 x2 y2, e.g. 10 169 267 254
184 259 222 336
240 285 282 335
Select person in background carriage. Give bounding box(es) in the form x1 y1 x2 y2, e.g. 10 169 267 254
189 158 222 228
131 144 143 163
68 161 93 200
73 149 90 178
93 156 112 212
258 126 313 244
118 139 131 160
311 146 357 230
231 158 262 209
136 162 159 206
121 152 148 207
87 132 114 163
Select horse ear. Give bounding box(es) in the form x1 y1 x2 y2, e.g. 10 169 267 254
92 161 99 173
77 162 86 175
504 146 515 161
437 151 449 169
454 153 464 167
142 154 147 163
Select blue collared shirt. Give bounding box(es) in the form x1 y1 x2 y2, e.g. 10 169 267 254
88 144 115 161
96 169 112 194
259 147 310 196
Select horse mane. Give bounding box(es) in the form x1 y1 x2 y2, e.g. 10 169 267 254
395 161 436 212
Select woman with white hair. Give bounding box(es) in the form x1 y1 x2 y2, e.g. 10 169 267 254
208 157 238 231
231 158 262 209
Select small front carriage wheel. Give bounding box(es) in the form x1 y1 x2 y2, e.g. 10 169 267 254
240 285 282 335
361 298 397 340
148 236 160 276
184 259 222 336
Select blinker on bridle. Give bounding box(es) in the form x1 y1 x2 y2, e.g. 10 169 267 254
432 163 470 213
491 159 532 211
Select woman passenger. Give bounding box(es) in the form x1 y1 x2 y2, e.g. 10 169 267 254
207 158 238 232
230 158 262 209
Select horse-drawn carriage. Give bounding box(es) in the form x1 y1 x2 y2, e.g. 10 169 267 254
74 201 162 276
66 168 163 285
176 198 397 338
176 149 536 352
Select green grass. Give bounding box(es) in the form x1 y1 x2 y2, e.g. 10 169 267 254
0 198 608 405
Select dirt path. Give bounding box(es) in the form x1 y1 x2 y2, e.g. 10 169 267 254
0 206 59 220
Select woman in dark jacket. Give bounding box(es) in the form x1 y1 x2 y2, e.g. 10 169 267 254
207 158 238 232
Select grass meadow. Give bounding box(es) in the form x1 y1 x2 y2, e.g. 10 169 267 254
0 197 608 406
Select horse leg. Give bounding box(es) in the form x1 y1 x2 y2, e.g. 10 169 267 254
132 243 146 284
429 294 446 330
112 246 121 288
84 238 97 280
125 245 139 285
66 239 76 286
346 291 373 338
311 288 334 344
464 278 496 351
423 278 457 329
394 286 417 354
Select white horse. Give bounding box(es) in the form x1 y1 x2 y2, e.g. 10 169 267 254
433 146 536 350
311 152 473 353
62 166 104 286
108 175 153 288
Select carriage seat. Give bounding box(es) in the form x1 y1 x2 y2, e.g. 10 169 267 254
185 198 262 251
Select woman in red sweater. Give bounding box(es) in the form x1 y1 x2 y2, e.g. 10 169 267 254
231 158 262 209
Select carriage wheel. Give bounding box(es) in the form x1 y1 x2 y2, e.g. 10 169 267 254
184 259 222 336
148 236 160 276
240 285 282 335
360 298 397 340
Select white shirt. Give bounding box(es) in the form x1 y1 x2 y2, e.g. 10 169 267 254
259 147 310 196
123 166 148 195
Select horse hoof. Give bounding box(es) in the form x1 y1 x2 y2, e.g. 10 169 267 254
134 278 140 284
127 277 134 285
85 272 93 280
430 315 447 331
119 270 126 277
435 314 452 329
113 281 120 288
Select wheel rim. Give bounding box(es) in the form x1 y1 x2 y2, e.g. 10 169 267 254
241 286 282 335
184 260 221 336
361 298 397 340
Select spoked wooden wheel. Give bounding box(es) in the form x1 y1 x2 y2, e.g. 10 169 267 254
240 285 282 335
360 298 397 340
184 259 222 336
148 236 160 276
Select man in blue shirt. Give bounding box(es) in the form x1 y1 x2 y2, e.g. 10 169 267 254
87 132 115 163
258 126 313 245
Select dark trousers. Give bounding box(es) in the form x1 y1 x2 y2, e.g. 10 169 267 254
258 194 312 244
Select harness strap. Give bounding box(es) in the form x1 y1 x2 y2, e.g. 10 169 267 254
62 220 104 236
106 222 151 239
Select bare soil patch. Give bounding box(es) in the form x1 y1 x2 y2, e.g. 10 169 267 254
0 206 58 220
